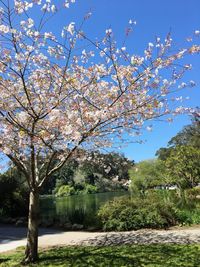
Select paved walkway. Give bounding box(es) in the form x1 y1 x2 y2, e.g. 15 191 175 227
1 225 200 253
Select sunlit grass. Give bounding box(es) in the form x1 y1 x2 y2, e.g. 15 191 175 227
1 244 200 266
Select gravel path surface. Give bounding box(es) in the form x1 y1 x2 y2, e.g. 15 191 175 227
1 225 200 253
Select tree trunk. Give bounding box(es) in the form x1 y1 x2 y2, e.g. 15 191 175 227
24 189 39 263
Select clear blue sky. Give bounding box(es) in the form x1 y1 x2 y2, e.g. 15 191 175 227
60 0 200 162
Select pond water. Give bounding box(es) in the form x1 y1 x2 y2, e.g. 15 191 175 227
40 191 128 228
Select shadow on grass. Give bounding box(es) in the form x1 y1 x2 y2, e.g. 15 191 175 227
1 244 200 266
36 244 200 267
37 247 143 266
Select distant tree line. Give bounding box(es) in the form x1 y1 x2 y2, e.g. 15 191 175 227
129 113 200 193
42 151 134 196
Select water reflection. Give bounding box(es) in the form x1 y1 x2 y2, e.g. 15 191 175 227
40 191 128 228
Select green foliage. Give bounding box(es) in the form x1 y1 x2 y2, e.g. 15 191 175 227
52 179 64 195
55 185 75 197
48 159 79 195
178 188 200 224
165 146 200 189
84 184 98 194
55 183 98 197
156 115 200 190
155 147 173 161
73 182 85 192
169 192 200 225
0 170 29 218
174 209 193 225
156 114 200 161
98 189 200 231
168 114 200 148
52 151 133 195
98 194 183 231
129 159 167 195
1 244 200 267
79 151 134 182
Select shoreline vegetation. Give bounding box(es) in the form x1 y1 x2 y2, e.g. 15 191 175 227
1 188 200 232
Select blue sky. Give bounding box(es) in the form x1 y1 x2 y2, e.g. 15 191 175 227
60 0 200 162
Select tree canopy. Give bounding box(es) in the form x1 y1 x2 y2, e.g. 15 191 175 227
129 159 167 194
165 145 200 189
156 113 200 189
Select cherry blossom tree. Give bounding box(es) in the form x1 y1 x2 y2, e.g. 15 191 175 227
0 0 199 263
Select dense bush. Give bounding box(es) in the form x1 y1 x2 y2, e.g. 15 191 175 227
84 184 98 194
55 185 75 197
98 194 186 231
55 183 98 197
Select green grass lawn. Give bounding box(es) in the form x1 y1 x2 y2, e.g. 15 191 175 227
0 244 200 267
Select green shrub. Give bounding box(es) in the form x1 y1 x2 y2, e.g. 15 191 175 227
98 194 185 231
84 184 98 194
55 185 75 197
174 209 193 225
55 183 98 196
190 211 200 224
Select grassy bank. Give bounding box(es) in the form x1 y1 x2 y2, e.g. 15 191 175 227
1 244 200 266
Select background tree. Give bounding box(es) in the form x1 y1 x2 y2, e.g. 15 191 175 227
156 113 200 190
129 159 166 195
156 113 200 160
155 147 173 161
78 152 133 182
165 145 200 189
50 151 133 195
0 0 199 263
47 158 79 195
168 113 200 148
